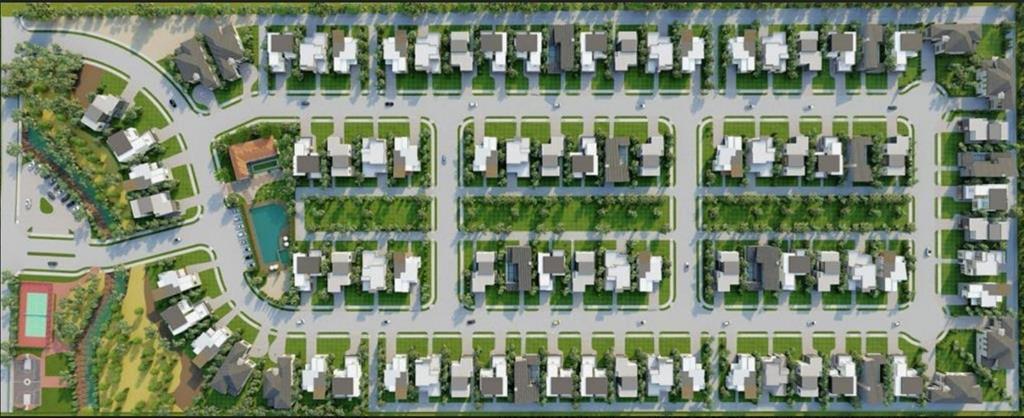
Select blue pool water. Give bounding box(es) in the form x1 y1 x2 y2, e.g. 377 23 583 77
249 203 288 265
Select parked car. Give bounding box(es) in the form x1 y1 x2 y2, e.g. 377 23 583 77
385 101 394 107
169 99 177 109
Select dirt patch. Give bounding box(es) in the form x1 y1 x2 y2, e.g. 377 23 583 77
173 352 203 410
74 64 102 108
261 270 287 299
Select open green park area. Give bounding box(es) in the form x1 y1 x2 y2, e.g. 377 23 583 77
460 196 672 232
702 195 912 232
304 196 433 232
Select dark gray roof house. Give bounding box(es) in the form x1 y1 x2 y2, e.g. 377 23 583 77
899 31 923 52
394 30 409 57
550 25 576 73
750 246 782 291
858 354 885 405
263 355 295 410
480 32 505 53
515 32 539 53
294 253 322 275
269 33 296 55
859 24 884 73
958 152 1016 178
978 316 1015 370
514 355 540 404
584 32 608 53
204 24 246 82
175 38 220 90
928 373 983 403
605 137 630 183
211 341 255 396
507 245 532 292
926 24 981 55
979 57 1014 111
830 32 855 53
849 136 873 183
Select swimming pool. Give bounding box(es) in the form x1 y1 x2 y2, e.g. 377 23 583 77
24 292 49 338
249 203 289 266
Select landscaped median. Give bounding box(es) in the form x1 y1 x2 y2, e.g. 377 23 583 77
304 196 433 231
460 195 673 232
701 194 912 232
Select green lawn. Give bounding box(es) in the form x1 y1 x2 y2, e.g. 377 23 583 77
395 334 429 356
461 196 671 232
344 119 375 140
96 67 128 96
624 334 655 356
723 119 756 138
396 71 429 92
612 119 648 139
286 72 317 91
316 334 351 360
939 197 973 219
170 165 196 199
285 334 307 363
832 118 849 137
198 268 221 298
378 119 410 138
864 73 888 90
432 335 463 357
321 72 351 92
431 71 462 92
472 63 495 93
524 334 548 355
736 334 769 355
772 335 802 355
591 62 614 92
865 334 888 355
939 132 963 166
812 334 835 355
935 330 974 372
558 334 582 354
772 73 802 91
311 119 334 150
735 71 769 91
539 73 562 92
760 119 789 139
658 334 690 355
506 62 530 93
658 73 690 92
591 335 615 356
227 314 260 344
845 332 862 354
484 119 517 139
520 120 551 142
159 135 184 158
304 196 432 231
938 229 964 259
844 72 862 92
37 388 75 414
44 352 72 376
799 119 822 137
214 78 244 104
851 119 887 140
131 90 170 132
897 55 921 91
624 67 654 91
472 334 496 363
811 63 835 91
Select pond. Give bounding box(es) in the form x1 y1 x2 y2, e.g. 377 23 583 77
249 203 290 266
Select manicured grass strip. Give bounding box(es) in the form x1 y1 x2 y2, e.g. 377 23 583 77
772 334 803 355
736 333 769 355
285 333 307 363
658 333 690 355
170 165 196 199
432 335 463 357
316 334 351 359
557 333 581 355
131 89 170 132
304 196 432 231
845 332 862 354
723 118 755 138
865 333 888 355
395 334 429 356
812 333 835 355
198 268 222 298
939 197 972 220
524 333 548 355
624 333 655 356
227 313 260 344
472 333 495 363
461 196 671 232
591 334 615 356
702 195 911 232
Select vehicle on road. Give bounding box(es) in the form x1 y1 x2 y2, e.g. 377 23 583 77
887 105 897 111
723 320 731 327
169 99 177 108
383 319 391 325
47 261 58 268
441 155 446 165
300 100 310 107
385 101 394 107
467 319 476 325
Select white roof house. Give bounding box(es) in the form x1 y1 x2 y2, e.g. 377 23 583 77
328 251 353 293
798 31 822 72
292 251 322 292
107 128 157 163
450 31 474 72
515 32 543 73
80 94 126 132
893 31 920 72
796 355 822 398
884 136 910 177
748 137 776 177
646 32 674 74
615 356 639 398
472 251 496 294
333 355 362 398
679 32 705 73
414 354 442 397
571 136 600 178
393 252 421 293
155 268 200 297
781 251 810 292
892 355 921 398
361 138 387 178
573 251 596 293
638 253 663 293
162 299 210 336
680 354 706 395
961 118 1009 143
580 32 608 73
302 355 329 395
762 31 790 73
331 32 358 74
828 31 857 72
815 251 842 292
960 282 1007 308
506 137 531 178
361 251 387 292
327 136 354 178
876 252 908 293
293 136 321 179
125 162 172 191
957 250 1005 276
541 135 565 178
639 135 664 177
783 135 809 177
394 136 421 176
713 136 744 177
729 33 756 74
829 355 857 397
472 136 498 175
580 355 607 398
537 250 566 292
450 355 474 399
191 327 231 363
963 184 1010 212
382 35 408 74
726 354 757 395
815 136 845 178
383 354 408 395
647 355 674 397
481 32 508 73
129 192 178 219
604 251 631 292
414 32 442 74
614 31 638 72
299 32 329 74
963 217 1010 242
546 355 574 397
715 250 742 292
479 355 508 398
847 251 878 292
267 32 297 73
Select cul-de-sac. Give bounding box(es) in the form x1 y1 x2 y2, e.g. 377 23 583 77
0 2 1020 416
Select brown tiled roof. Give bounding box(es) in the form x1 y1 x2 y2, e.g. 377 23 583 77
228 137 278 180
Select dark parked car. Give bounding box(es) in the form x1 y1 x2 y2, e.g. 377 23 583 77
385 101 394 107
169 99 177 108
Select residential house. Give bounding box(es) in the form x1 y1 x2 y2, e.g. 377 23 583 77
211 341 255 396
537 250 566 292
12 354 40 411
647 355 674 397
960 282 1009 308
605 137 630 183
107 127 157 163
715 250 742 292
958 152 1016 179
80 94 127 132
580 355 608 398
361 137 387 178
875 251 908 293
175 38 220 89
847 251 878 292
828 31 857 72
637 251 663 293
830 354 857 397
393 136 421 179
962 184 1010 212
815 251 842 292
514 355 541 404
472 251 496 293
729 29 757 73
507 245 532 292
926 24 981 55
977 316 1015 370
614 31 638 72
550 25 575 73
762 30 789 73
798 31 822 71
781 251 811 292
383 30 409 74
727 354 758 401
647 31 674 73
479 355 508 399
962 217 1010 242
540 135 564 177
392 251 421 293
570 136 600 178
547 355 574 398
263 355 294 409
815 136 844 178
383 354 409 401
515 32 542 73
414 31 441 74
332 355 362 398
957 250 1005 276
301 355 329 400
292 136 321 179
960 117 1008 143
227 137 277 180
848 136 873 183
858 354 885 405
750 245 782 292
678 29 705 73
713 136 744 179
928 372 982 403
450 31 473 72
160 299 210 336
361 251 387 292
604 250 631 292
129 192 179 219
152 268 200 302
859 24 885 73
473 136 499 179
190 327 231 368
573 251 597 293
748 137 776 178
123 162 172 192
640 135 664 177
267 32 297 73
328 251 352 293
292 251 322 292
450 355 473 399
678 354 706 400
331 30 358 74
506 137 531 178
580 31 608 73
615 355 639 399
797 355 822 398
326 136 353 177
893 31 922 72
414 354 442 397
204 24 245 82
480 31 508 73
883 136 910 177
762 355 790 397
783 136 809 177
893 355 924 398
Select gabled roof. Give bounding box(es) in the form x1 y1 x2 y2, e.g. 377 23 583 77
211 341 255 396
